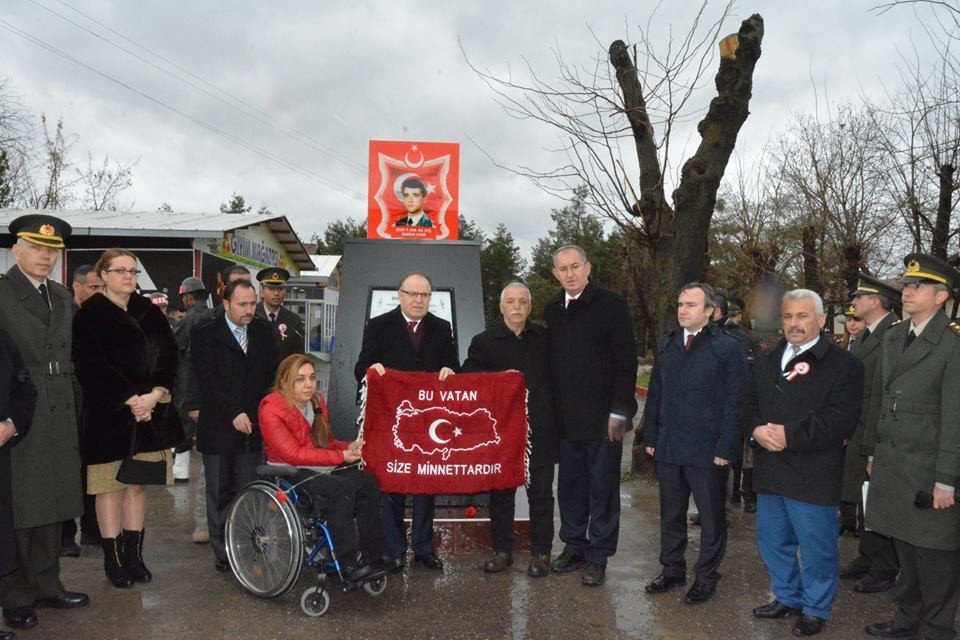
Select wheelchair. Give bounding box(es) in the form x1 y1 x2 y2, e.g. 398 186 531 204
224 464 388 617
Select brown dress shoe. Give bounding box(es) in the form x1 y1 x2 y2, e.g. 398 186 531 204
527 554 550 578
483 552 513 574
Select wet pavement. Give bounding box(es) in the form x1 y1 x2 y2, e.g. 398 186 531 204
28 430 898 640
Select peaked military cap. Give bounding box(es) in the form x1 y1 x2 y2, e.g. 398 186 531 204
844 303 857 317
256 268 291 286
901 253 960 290
9 214 72 248
852 272 901 301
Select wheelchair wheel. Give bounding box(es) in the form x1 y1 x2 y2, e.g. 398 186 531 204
363 574 387 597
225 481 304 598
300 585 330 617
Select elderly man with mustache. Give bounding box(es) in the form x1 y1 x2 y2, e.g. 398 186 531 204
744 289 864 637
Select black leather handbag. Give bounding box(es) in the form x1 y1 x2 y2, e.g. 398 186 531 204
116 420 168 486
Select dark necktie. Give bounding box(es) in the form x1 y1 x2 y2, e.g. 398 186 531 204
684 334 695 351
407 321 422 350
269 312 277 323
861 327 871 341
566 298 578 309
38 282 51 310
904 330 917 351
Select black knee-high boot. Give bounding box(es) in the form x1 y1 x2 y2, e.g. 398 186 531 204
122 529 152 583
102 534 134 588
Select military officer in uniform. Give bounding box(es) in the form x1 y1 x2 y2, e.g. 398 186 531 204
255 268 304 360
863 254 960 640
0 215 88 632
839 274 900 594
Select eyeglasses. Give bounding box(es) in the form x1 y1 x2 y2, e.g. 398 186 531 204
105 269 141 277
399 289 432 300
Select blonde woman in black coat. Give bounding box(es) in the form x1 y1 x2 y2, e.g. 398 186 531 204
73 249 183 589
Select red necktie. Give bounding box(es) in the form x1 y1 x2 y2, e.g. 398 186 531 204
684 334 695 351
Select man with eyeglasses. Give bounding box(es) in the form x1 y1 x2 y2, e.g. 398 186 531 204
0 215 88 632
544 245 637 587
862 254 960 640
355 272 458 571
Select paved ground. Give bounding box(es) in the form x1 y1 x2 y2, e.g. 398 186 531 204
25 429 896 640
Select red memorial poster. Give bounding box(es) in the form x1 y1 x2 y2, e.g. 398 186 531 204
367 140 460 240
359 369 528 495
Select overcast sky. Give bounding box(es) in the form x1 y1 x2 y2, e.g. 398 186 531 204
0 0 947 257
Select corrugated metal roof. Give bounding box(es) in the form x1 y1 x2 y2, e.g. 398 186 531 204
0 208 315 271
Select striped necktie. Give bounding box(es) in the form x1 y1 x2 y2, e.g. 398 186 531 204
234 327 248 353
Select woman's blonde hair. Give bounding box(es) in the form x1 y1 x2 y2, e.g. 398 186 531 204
273 354 332 448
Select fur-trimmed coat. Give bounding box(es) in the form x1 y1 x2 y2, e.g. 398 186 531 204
73 292 184 465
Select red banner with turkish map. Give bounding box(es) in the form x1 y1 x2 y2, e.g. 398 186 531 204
358 369 528 494
367 140 459 240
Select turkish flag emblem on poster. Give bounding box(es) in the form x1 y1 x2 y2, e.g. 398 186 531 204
367 140 459 240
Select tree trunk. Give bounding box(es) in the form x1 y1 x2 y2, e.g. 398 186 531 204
802 224 821 291
932 163 954 260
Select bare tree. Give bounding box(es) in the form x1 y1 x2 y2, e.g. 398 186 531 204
467 5 764 342
23 115 80 210
76 151 137 211
776 106 899 300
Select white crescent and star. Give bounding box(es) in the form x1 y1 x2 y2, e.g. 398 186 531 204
427 419 462 444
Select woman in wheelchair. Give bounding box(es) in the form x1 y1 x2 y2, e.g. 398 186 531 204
259 354 389 581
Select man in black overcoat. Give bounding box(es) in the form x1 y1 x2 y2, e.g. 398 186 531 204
355 271 458 571
643 282 748 604
745 289 864 637
544 245 637 587
191 280 279 571
0 330 36 640
462 282 558 578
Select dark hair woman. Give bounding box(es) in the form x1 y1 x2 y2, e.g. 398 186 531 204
258 354 390 578
73 249 183 588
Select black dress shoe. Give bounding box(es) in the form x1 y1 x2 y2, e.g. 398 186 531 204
792 616 826 636
214 558 230 572
684 582 716 604
854 574 897 593
2 607 37 630
60 539 81 558
839 560 870 580
743 501 757 514
752 599 802 619
550 549 586 573
344 563 373 582
581 563 605 586
34 591 89 609
380 555 404 574
413 554 443 570
483 552 513 574
865 620 918 638
0 629 16 640
645 573 687 594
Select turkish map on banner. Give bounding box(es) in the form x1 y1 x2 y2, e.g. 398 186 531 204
367 140 460 240
359 369 528 495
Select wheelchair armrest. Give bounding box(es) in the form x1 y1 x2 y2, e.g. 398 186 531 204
256 463 299 478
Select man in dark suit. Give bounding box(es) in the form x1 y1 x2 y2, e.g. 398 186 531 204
746 289 864 637
255 268 304 361
643 282 748 604
545 245 637 587
462 282 558 578
355 272 458 570
0 215 88 632
862 254 960 640
838 274 900 594
191 279 279 572
0 331 36 640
